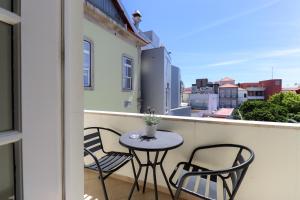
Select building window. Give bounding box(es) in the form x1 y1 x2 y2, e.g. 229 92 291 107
83 39 94 90
122 55 133 91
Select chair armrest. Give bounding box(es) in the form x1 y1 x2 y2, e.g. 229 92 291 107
84 148 102 171
98 127 122 137
85 127 122 136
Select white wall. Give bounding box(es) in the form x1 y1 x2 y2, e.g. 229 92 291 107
64 0 84 199
22 0 83 199
22 0 62 199
84 111 300 200
189 93 218 112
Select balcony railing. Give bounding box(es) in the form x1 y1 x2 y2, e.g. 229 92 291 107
86 0 124 26
84 110 300 200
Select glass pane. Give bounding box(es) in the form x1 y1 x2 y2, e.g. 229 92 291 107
127 78 131 89
127 66 132 77
0 0 19 13
83 40 91 87
0 0 11 11
0 144 15 199
83 41 91 70
0 21 13 132
83 69 90 87
125 58 132 65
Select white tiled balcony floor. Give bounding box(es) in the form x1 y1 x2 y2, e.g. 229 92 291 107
84 169 180 200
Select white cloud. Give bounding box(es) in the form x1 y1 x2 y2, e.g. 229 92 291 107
177 0 281 40
205 47 300 67
262 48 300 58
207 59 249 67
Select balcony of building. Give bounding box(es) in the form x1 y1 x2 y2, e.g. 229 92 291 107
84 110 300 200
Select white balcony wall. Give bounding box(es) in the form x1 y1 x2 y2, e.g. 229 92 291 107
84 110 300 200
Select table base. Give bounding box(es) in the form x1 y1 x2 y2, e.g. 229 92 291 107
128 150 174 200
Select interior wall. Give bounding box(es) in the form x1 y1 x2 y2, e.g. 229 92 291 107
22 0 62 198
64 0 84 199
21 0 84 199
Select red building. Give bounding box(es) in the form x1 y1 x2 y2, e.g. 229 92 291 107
259 79 282 99
239 79 282 100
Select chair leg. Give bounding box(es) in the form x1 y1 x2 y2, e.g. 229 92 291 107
131 159 140 191
99 173 109 200
174 188 181 200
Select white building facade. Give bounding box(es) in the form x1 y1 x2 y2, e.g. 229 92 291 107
189 93 219 113
238 88 248 106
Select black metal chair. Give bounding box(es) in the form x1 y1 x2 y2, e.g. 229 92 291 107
83 127 139 200
169 144 255 200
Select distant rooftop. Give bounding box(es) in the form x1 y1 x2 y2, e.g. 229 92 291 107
282 87 300 91
183 87 192 93
213 108 234 118
220 77 235 82
219 83 238 88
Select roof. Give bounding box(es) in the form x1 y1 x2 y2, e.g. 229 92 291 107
219 83 238 88
220 77 235 82
115 0 149 43
84 0 149 45
282 87 300 91
183 87 192 93
213 108 234 118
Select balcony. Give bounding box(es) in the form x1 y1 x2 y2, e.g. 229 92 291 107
84 110 300 200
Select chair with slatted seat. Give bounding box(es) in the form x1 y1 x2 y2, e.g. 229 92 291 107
169 144 254 200
83 127 139 200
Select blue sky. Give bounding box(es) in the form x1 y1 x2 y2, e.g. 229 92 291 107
122 0 300 87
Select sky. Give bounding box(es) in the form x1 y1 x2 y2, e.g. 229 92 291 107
122 0 300 87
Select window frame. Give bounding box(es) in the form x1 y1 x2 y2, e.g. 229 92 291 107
83 37 94 90
0 2 22 200
0 1 21 141
122 54 134 91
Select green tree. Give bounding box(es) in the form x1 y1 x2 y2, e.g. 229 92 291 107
269 92 300 114
237 100 288 122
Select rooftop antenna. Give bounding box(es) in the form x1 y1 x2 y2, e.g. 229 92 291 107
272 66 274 79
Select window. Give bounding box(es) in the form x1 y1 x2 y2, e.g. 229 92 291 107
0 0 21 199
83 39 94 90
0 21 13 132
122 56 133 91
0 144 15 199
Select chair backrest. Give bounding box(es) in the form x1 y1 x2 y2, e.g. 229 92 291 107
226 145 254 200
84 127 103 157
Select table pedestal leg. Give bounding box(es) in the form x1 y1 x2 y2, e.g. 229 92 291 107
128 150 175 200
143 152 150 193
130 149 139 191
128 150 142 200
152 151 159 200
160 150 175 199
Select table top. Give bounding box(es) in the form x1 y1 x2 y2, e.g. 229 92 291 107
119 130 184 151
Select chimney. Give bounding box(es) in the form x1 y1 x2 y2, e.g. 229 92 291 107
132 10 142 29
